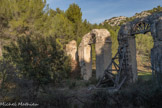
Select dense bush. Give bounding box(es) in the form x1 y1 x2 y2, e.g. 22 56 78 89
3 35 71 87
0 60 19 101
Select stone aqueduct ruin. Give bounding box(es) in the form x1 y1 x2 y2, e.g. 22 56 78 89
0 12 161 86
118 12 162 85
78 29 112 80
66 12 162 86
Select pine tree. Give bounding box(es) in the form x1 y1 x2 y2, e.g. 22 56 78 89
65 3 82 24
50 13 75 45
8 0 49 37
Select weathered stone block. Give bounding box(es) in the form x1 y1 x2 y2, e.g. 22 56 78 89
66 40 77 61
65 40 79 77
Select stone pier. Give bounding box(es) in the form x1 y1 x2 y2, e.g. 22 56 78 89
65 40 79 77
79 29 112 80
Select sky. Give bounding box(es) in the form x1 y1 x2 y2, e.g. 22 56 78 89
47 0 162 24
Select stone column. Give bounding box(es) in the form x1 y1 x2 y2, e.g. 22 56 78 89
126 36 138 83
95 41 112 79
65 40 79 77
151 19 162 86
79 44 92 80
119 36 138 84
82 45 92 80
103 42 112 73
118 23 138 84
65 40 77 61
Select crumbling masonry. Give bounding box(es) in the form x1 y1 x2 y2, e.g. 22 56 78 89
96 12 162 88
67 12 162 88
78 29 112 80
118 12 162 85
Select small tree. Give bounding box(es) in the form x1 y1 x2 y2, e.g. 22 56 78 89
3 35 71 90
65 3 82 24
50 14 75 45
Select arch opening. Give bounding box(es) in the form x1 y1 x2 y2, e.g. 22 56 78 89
135 32 153 79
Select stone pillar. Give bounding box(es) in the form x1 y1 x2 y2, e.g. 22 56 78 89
65 40 77 61
126 36 138 83
65 40 79 77
79 44 92 80
103 42 112 75
119 36 138 84
95 41 112 79
82 45 92 80
151 19 162 86
118 23 138 84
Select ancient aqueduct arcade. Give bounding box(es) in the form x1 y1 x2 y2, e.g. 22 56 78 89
0 12 161 88
117 12 162 85
77 12 162 87
78 29 112 80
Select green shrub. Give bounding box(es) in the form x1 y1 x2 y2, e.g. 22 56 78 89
3 35 71 87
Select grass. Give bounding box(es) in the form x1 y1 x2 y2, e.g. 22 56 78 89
55 71 153 90
138 71 152 81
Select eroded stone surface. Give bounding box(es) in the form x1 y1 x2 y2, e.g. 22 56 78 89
66 40 77 61
79 29 112 80
66 40 79 76
118 12 162 84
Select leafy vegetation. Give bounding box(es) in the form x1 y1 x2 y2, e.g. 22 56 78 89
3 35 71 85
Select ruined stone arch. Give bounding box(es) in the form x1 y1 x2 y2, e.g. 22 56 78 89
78 29 112 80
118 12 162 85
